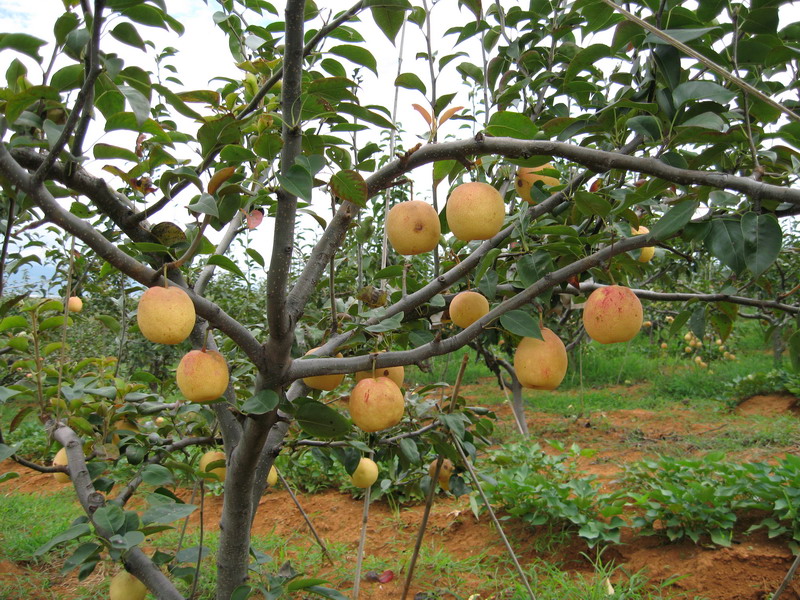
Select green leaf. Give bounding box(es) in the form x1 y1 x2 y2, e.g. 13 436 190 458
626 115 661 140
574 191 611 218
0 33 47 62
54 12 80 46
374 265 403 279
110 22 146 50
197 114 241 156
515 252 554 288
142 464 175 486
368 0 410 43
645 27 720 45
398 438 420 463
689 305 706 340
153 83 203 120
0 443 18 462
475 248 501 287
673 81 736 108
35 523 91 555
741 212 781 278
485 111 538 139
206 255 245 278
119 85 151 126
330 170 368 207
51 64 84 91
500 310 542 339
277 164 313 202
187 193 219 217
241 390 279 415
93 143 139 162
39 315 71 331
329 45 378 75
93 504 126 534
440 413 467 440
295 401 351 439
142 501 197 525
0 315 27 332
395 72 426 94
650 200 699 240
365 312 404 333
705 219 746 273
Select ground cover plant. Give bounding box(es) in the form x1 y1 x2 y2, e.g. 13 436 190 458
1 0 800 599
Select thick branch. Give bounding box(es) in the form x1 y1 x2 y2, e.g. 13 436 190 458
51 424 184 600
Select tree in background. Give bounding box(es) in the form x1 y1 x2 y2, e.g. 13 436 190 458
1 0 799 598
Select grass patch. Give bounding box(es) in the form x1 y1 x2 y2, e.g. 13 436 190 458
0 490 82 561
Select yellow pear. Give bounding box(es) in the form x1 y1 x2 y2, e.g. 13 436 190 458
199 450 226 482
137 285 196 345
386 200 441 255
513 328 568 390
176 349 229 403
351 457 379 488
633 226 655 263
53 447 71 483
582 286 643 344
349 376 404 432
109 571 147 600
302 347 345 391
515 164 560 203
428 458 454 491
67 296 83 313
446 182 505 241
267 465 278 487
449 291 490 328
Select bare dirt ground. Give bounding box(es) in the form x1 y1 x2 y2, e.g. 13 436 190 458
1 390 799 599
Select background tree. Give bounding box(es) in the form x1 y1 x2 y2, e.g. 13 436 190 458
1 0 799 599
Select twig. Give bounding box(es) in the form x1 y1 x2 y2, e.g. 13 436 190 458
188 480 205 600
276 469 334 566
451 433 537 599
352 451 373 599
599 0 800 122
401 354 469 599
770 550 800 600
0 197 14 298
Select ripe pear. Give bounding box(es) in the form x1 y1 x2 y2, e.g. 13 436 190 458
633 226 655 263
67 296 83 313
137 285 196 345
446 182 505 241
386 200 441 255
53 447 70 483
428 458 454 492
302 347 345 391
349 376 404 432
449 291 490 328
582 286 643 344
109 571 147 600
513 328 568 390
351 457 379 488
199 450 226 482
267 465 278 487
355 353 404 388
515 163 560 203
176 349 229 403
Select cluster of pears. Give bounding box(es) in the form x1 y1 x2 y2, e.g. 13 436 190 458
136 282 229 404
513 285 643 391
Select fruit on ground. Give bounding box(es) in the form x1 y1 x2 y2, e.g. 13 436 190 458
351 457 379 488
355 353 404 388
199 450 226 482
302 347 345 391
446 182 505 241
633 226 655 263
109 571 147 600
176 349 229 403
349 376 404 432
582 286 643 344
67 296 83 313
513 328 568 390
136 285 196 345
386 200 440 255
267 466 278 487
53 447 70 483
449 291 490 328
515 164 560 203
428 458 454 492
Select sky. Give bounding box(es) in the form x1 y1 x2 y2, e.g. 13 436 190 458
0 0 478 294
